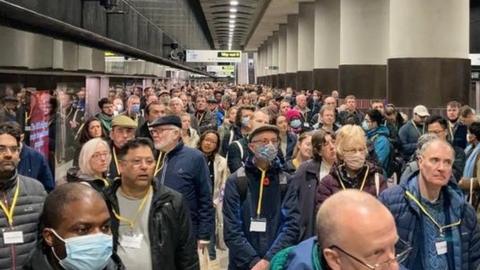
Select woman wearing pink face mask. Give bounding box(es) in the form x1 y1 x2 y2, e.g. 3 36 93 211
315 124 387 208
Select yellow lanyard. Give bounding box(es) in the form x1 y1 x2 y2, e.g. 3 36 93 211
0 182 20 227
113 187 152 229
154 152 166 176
99 178 110 187
256 169 266 218
112 148 121 176
405 191 461 235
338 165 369 192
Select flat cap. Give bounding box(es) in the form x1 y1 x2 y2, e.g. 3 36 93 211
112 115 137 128
149 115 182 129
248 124 280 142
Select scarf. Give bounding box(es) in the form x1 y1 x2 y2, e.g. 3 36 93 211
97 113 113 132
463 143 480 177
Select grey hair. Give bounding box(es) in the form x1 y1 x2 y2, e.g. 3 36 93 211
417 137 454 160
415 133 439 157
79 138 111 177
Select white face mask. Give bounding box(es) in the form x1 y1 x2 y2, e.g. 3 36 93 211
343 151 366 170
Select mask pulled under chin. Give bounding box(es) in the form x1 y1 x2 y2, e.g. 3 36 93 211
342 151 366 170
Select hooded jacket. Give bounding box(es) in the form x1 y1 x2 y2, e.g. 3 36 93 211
105 180 199 270
379 174 480 270
316 162 387 208
222 156 299 269
366 125 391 172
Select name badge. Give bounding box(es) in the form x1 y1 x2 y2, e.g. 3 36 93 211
24 126 31 132
435 240 447 255
120 233 143 249
3 230 24 244
250 218 267 232
304 123 310 128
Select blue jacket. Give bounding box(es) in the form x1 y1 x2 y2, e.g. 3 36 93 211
222 157 300 269
367 125 391 171
270 237 323 270
379 174 480 270
155 141 214 241
18 143 55 192
398 121 424 160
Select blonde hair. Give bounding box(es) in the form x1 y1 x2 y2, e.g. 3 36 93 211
79 138 111 177
335 124 366 157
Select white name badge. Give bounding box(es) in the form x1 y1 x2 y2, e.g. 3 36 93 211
435 240 447 255
120 233 143 249
3 231 24 244
250 218 267 232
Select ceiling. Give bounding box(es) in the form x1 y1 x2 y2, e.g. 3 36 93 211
199 0 269 50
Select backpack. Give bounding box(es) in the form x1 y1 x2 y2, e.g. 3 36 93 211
371 134 404 179
234 167 289 203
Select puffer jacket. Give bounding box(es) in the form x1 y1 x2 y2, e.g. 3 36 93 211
379 174 480 270
105 180 199 270
0 173 46 270
316 162 387 207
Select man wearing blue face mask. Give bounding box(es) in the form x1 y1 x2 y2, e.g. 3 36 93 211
25 183 124 270
223 125 300 270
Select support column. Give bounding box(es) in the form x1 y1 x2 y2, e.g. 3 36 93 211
388 0 470 107
314 0 340 93
297 2 315 91
272 31 279 88
257 44 264 84
339 0 388 99
286 15 298 90
266 36 273 86
278 24 287 89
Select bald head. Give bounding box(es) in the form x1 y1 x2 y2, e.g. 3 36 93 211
317 190 396 249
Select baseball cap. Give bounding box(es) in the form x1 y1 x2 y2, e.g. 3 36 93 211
413 105 430 117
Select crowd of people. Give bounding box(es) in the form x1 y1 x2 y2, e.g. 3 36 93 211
0 82 480 269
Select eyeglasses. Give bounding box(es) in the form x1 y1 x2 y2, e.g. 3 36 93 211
251 139 280 146
122 158 155 167
329 239 412 270
149 127 177 136
0 145 19 155
203 138 218 145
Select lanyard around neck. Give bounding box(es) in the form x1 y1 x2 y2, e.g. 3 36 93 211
405 191 461 235
112 148 121 176
113 187 152 229
338 165 369 192
0 180 20 227
256 169 266 218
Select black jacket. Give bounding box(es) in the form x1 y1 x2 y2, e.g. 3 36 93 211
24 243 125 270
290 160 322 241
136 121 153 141
105 181 199 270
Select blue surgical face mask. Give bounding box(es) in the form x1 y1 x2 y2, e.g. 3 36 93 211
241 116 250 127
361 120 370 131
255 143 278 162
290 119 302 129
131 104 140 114
50 229 113 270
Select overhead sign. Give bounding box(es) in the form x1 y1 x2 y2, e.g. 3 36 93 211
207 65 235 77
471 54 480 66
186 50 242 63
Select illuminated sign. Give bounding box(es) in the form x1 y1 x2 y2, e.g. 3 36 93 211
186 50 242 63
